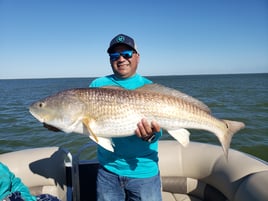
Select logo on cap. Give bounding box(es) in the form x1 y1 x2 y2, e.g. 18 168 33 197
116 35 125 43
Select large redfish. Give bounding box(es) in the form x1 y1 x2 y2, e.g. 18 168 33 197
29 84 245 158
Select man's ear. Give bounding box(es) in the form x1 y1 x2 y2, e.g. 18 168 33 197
136 53 140 63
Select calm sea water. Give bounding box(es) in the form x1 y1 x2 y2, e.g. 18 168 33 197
0 74 267 161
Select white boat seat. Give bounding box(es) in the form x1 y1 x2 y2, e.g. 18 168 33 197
1 141 268 201
158 140 268 201
0 147 71 201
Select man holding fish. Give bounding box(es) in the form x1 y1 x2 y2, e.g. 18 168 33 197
89 34 163 201
30 34 245 201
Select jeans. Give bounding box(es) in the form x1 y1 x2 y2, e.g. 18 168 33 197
97 167 162 201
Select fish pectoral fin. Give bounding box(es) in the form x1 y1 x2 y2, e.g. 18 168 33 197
167 128 191 147
82 118 115 153
82 118 99 142
89 136 114 152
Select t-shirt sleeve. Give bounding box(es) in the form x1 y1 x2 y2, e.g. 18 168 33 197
0 163 36 201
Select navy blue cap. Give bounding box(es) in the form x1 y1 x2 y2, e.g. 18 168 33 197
107 34 138 53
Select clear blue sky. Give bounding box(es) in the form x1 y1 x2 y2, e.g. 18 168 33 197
0 0 267 79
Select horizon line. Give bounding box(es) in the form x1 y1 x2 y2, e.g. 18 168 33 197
1 72 267 81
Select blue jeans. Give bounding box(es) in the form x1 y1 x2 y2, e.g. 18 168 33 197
97 166 162 201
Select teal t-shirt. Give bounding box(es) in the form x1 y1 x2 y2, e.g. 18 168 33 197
89 74 162 178
0 162 37 201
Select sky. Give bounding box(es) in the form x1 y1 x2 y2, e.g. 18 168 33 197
0 0 268 79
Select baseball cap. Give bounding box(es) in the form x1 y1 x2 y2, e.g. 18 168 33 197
107 34 138 53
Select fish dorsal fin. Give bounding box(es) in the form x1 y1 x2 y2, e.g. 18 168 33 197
136 84 211 114
167 128 191 147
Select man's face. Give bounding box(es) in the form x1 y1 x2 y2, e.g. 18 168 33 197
109 44 140 79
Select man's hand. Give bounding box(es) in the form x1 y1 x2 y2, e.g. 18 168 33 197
135 118 160 142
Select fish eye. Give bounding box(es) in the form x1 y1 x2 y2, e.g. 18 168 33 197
38 102 44 108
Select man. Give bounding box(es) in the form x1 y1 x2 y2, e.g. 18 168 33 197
89 34 163 201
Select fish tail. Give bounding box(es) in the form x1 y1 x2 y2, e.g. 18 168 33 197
220 120 245 159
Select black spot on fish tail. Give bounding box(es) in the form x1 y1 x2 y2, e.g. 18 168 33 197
221 120 245 159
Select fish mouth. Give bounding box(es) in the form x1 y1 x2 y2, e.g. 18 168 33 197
29 107 45 123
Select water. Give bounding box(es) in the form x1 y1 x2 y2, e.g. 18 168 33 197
0 74 267 161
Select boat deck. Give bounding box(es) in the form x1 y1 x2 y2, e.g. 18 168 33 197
1 141 268 201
